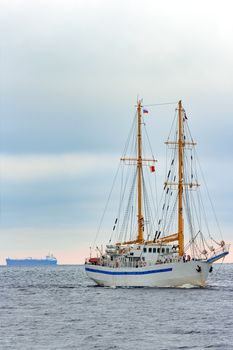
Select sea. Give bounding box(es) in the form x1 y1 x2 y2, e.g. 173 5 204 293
0 264 232 350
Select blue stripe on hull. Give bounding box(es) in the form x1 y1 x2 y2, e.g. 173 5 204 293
85 266 172 275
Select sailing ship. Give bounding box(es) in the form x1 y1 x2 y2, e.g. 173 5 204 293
85 100 229 287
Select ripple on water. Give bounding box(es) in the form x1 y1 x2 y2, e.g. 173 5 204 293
0 264 233 350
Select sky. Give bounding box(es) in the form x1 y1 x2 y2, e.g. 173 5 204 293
0 0 233 264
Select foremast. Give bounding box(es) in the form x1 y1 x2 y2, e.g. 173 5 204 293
165 100 185 256
164 100 198 256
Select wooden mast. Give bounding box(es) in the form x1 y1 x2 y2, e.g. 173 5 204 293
163 101 198 251
117 99 157 246
137 100 144 243
178 100 184 256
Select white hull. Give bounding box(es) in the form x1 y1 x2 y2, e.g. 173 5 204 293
85 260 211 288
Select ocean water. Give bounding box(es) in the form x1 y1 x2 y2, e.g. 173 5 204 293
0 264 232 350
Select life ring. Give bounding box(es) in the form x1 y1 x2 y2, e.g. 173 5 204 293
196 265 201 273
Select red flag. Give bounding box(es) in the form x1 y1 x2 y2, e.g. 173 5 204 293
150 165 155 172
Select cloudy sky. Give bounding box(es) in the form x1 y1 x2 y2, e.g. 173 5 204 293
0 0 233 264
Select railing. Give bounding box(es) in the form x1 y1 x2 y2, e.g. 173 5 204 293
86 245 230 268
87 257 183 268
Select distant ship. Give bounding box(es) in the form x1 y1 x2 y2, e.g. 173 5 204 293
6 254 57 267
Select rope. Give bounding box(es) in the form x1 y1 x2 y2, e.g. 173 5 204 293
143 101 178 107
92 161 121 248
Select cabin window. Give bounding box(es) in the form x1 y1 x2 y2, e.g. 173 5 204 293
148 248 152 253
166 248 169 253
143 248 147 253
153 248 156 253
162 248 165 253
157 248 160 253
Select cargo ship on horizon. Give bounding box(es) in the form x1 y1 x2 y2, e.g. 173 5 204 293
6 254 57 267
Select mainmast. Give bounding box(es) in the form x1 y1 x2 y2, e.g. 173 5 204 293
178 100 184 256
118 99 157 246
137 100 143 243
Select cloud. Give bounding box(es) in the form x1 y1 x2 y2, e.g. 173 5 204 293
0 153 117 182
0 0 232 264
1 0 233 157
